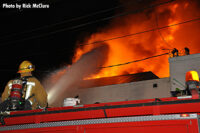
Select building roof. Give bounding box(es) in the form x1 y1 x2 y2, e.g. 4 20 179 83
79 71 159 89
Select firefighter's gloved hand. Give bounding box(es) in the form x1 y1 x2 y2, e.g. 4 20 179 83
24 100 32 110
0 99 11 112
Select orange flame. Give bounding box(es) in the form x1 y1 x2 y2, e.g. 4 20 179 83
73 1 200 79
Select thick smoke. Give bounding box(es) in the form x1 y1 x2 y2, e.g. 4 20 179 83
45 45 109 107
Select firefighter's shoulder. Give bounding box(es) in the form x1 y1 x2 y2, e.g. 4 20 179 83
6 79 13 85
27 76 41 83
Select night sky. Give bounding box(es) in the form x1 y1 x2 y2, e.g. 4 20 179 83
0 0 124 94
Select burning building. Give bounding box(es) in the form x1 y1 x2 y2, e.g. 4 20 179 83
43 0 200 107
44 53 200 107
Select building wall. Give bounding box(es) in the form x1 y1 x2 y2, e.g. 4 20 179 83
64 53 200 105
169 53 200 91
77 78 171 104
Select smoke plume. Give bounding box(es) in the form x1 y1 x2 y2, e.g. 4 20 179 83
45 45 109 107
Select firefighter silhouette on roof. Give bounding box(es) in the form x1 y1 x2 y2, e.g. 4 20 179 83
184 47 190 55
171 48 179 57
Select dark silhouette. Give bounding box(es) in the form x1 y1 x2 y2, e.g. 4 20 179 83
171 48 179 57
184 47 190 55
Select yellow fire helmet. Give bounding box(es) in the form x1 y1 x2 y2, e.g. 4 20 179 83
17 60 35 73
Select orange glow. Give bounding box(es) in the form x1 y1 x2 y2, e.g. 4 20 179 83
165 35 174 41
180 114 189 117
184 2 189 9
168 20 179 32
171 4 179 13
186 71 199 82
73 1 200 79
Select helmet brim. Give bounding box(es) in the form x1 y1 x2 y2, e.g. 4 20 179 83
17 69 34 73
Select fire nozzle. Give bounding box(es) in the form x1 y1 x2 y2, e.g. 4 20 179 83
63 98 81 107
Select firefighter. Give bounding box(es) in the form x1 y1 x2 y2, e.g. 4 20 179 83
171 48 179 57
1 60 47 110
184 47 190 55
